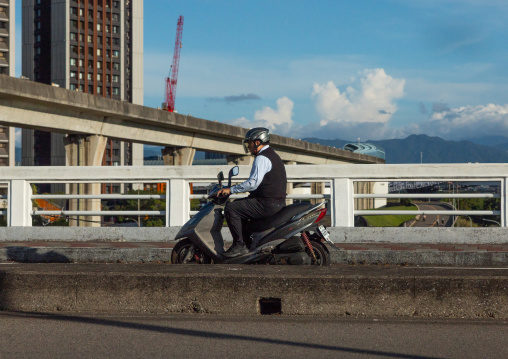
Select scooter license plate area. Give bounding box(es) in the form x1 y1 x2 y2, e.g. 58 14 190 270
317 225 332 243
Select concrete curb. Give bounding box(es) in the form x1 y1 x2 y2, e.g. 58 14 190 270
1 264 508 318
0 247 172 264
331 250 508 267
2 246 508 267
1 227 507 244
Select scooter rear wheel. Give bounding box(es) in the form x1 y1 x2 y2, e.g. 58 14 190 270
172 239 212 264
306 239 331 266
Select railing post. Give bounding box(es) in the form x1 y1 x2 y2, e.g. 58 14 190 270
332 178 354 227
169 179 189 227
165 181 170 227
502 178 507 227
9 180 33 227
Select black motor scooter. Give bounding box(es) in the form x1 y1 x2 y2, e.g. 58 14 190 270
171 166 333 266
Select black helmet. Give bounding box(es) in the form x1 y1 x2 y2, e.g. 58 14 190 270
243 127 270 153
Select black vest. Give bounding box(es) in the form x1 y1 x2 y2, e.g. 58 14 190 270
249 146 287 199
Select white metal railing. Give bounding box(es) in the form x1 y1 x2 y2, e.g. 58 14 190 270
0 164 506 227
354 193 501 216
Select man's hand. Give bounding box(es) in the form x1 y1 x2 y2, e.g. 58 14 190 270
217 188 231 197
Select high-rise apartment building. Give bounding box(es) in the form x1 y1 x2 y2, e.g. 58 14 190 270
21 0 143 189
0 0 16 167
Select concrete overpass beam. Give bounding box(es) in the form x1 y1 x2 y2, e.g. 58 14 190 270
162 147 195 166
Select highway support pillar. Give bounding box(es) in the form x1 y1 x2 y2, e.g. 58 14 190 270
355 182 373 211
311 182 325 205
284 161 297 205
161 147 195 166
226 155 254 166
64 134 108 227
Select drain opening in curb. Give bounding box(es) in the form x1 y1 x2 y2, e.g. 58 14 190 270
259 297 282 315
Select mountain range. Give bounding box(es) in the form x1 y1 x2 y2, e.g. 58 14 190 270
14 134 508 164
303 134 508 164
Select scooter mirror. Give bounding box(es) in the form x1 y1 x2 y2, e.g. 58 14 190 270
217 171 224 187
228 166 239 187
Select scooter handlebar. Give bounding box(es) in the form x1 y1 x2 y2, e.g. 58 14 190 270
207 186 231 199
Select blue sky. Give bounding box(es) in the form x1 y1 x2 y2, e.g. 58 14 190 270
15 0 508 141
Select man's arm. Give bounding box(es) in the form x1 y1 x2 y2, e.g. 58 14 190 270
230 156 272 194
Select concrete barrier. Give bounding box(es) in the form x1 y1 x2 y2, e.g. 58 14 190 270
0 227 507 244
1 264 508 318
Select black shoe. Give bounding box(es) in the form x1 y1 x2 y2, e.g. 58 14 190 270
222 244 249 258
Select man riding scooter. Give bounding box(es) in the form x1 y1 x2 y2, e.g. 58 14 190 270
217 127 287 257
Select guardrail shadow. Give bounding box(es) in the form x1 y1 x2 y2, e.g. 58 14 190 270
5 247 71 263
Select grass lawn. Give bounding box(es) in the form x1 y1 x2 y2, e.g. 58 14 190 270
363 204 418 227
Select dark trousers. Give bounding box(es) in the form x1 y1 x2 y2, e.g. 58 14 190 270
224 197 285 247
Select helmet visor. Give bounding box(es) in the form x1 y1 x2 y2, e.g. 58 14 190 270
242 140 250 154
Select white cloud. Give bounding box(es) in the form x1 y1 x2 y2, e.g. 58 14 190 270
312 69 405 126
227 97 295 136
418 103 508 140
225 69 408 141
253 97 294 129
221 67 508 143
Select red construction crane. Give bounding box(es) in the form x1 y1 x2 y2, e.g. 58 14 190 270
164 15 184 112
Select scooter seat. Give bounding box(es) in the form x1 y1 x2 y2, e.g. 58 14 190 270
246 202 314 233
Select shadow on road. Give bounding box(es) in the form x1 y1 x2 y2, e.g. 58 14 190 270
0 311 442 359
5 247 71 263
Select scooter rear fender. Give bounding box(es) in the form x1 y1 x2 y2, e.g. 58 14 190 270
253 208 323 248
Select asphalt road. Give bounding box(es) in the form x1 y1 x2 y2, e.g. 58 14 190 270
1 312 508 358
414 202 452 227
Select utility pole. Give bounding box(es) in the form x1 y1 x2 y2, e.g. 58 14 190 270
420 152 423 164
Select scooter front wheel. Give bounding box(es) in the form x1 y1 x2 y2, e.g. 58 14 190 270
171 239 212 264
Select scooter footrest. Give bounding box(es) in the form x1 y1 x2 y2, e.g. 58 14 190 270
260 246 274 254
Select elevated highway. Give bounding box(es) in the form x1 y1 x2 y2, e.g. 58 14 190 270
0 75 383 165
